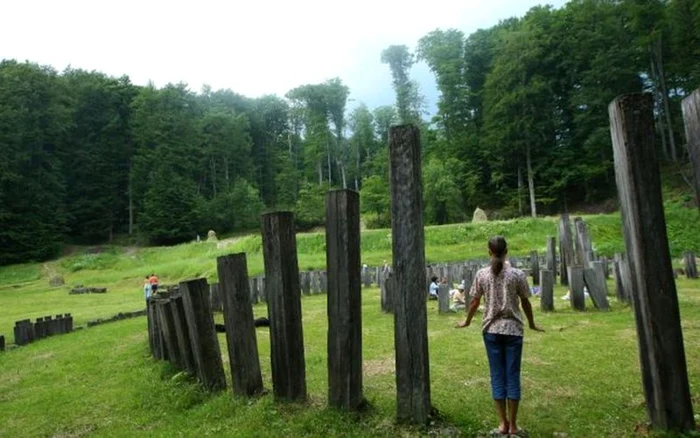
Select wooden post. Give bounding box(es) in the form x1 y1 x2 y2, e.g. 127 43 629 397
613 254 628 303
573 217 593 268
530 250 540 285
170 295 196 375
558 214 574 286
546 236 557 284
147 298 162 358
681 89 700 209
157 299 182 369
0 335 4 352
583 262 610 310
217 253 264 397
567 267 585 311
325 189 363 410
180 278 227 392
381 274 395 314
438 284 450 314
34 317 45 340
609 92 695 431
540 269 554 312
601 256 610 279
262 212 307 402
684 251 697 279
388 124 431 424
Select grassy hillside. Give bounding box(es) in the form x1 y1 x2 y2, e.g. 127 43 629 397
1 198 699 339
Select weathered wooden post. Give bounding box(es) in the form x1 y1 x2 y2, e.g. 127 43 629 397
44 316 54 337
573 217 593 268
438 284 450 314
157 299 182 369
684 251 698 279
546 237 557 284
180 278 226 392
34 317 45 340
217 253 264 398
262 212 307 402
583 261 610 310
558 214 574 286
13 320 27 346
540 269 554 312
388 124 431 424
613 253 628 303
381 274 395 313
325 189 363 410
530 250 540 285
681 89 700 209
609 92 695 431
147 298 161 358
567 267 585 311
601 256 610 279
170 295 196 374
0 335 4 352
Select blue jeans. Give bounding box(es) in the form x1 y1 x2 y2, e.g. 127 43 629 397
483 333 523 400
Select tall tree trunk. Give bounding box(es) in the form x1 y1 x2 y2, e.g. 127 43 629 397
326 138 333 187
517 166 524 216
650 53 670 160
318 161 323 186
340 161 347 189
224 156 229 190
526 145 536 218
653 39 678 161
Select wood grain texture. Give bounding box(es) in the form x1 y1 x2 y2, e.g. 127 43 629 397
388 124 431 424
609 92 694 431
261 212 307 402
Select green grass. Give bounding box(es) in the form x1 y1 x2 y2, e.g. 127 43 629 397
1 280 699 437
1 204 698 338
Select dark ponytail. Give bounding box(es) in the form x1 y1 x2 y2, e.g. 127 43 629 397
488 236 508 276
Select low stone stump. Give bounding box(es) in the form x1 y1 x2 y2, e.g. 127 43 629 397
69 286 108 295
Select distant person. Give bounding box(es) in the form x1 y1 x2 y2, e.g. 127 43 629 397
456 236 544 437
428 276 439 300
450 282 466 311
143 276 152 299
149 273 159 294
382 260 391 275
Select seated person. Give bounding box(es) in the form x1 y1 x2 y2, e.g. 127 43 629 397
450 283 467 311
428 276 439 300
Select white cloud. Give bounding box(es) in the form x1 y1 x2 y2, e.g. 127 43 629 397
1 0 568 111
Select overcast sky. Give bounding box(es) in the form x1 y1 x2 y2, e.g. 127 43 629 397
2 0 568 114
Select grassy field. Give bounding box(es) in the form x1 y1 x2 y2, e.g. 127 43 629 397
1 200 699 437
1 201 699 339
1 279 699 437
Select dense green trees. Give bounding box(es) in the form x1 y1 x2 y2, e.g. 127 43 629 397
2 0 699 265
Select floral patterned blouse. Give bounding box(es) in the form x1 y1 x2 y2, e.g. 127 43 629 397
469 266 531 336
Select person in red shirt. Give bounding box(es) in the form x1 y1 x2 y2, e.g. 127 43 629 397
149 273 159 294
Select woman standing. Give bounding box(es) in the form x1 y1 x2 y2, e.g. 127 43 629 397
456 236 544 437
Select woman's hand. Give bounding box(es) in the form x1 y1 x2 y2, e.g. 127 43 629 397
529 323 545 332
455 320 469 329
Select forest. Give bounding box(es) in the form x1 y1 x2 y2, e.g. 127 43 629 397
1 0 699 265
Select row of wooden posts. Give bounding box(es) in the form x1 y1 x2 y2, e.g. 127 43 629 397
12 314 74 346
145 95 696 431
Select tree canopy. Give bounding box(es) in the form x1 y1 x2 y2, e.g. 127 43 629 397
2 0 699 264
